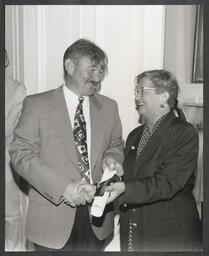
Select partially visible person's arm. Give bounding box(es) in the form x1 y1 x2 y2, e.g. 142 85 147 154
120 124 198 205
6 84 26 146
5 82 26 251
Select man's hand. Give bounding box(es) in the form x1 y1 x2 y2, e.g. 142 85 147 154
77 182 96 204
63 180 90 207
102 156 124 177
105 182 125 204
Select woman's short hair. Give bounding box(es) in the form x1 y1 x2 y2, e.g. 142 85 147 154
63 38 108 79
136 69 179 109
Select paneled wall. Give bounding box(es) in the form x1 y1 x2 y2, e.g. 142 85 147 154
6 5 165 140
5 5 165 251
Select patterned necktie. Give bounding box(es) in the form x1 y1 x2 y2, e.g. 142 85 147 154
73 96 90 182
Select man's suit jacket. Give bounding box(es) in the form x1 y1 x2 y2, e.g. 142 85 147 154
10 85 124 249
120 111 201 251
5 77 26 251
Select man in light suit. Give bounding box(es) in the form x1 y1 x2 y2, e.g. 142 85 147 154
5 49 26 251
10 39 124 251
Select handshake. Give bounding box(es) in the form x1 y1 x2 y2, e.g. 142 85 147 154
62 156 123 212
62 179 96 208
62 170 120 210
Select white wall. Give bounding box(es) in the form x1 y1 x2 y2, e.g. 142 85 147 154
99 5 165 139
164 5 203 105
6 5 165 140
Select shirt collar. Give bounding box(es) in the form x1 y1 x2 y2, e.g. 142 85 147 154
63 83 88 104
145 112 170 136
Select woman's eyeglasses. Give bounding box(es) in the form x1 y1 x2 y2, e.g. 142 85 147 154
134 86 156 97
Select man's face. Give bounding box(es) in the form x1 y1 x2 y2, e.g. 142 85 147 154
69 56 106 96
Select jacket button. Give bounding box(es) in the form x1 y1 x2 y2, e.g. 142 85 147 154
132 208 136 212
132 222 138 227
124 203 127 207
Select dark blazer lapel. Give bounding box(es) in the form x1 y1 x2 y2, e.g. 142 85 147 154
132 112 176 177
123 127 144 180
90 95 105 173
47 86 79 169
125 127 144 157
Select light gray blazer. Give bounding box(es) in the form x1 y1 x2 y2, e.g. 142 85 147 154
10 85 124 249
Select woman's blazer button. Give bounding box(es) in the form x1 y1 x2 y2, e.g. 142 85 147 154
131 146 135 150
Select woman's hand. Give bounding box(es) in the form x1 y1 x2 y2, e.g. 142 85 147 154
102 156 124 177
105 182 125 204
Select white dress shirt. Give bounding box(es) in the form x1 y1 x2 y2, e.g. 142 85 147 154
63 84 92 183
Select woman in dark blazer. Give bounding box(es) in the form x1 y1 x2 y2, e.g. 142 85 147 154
106 70 202 251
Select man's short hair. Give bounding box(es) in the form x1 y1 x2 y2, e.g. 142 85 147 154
63 38 108 79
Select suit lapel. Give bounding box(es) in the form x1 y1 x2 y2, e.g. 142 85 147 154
132 112 176 177
47 86 79 169
125 127 144 157
123 127 143 180
89 95 105 173
46 89 105 178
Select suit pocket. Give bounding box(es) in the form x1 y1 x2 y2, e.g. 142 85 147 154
29 187 53 207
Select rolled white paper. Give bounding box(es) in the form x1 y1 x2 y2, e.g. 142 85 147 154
91 168 116 217
100 168 117 183
90 191 110 217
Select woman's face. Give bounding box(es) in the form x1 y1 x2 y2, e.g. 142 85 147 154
135 78 162 119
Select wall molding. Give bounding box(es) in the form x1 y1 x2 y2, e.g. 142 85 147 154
79 6 96 41
143 5 165 70
131 5 144 77
11 5 20 80
69 6 79 43
95 6 105 47
37 6 46 93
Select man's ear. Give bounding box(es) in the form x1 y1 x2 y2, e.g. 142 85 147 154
64 59 74 75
